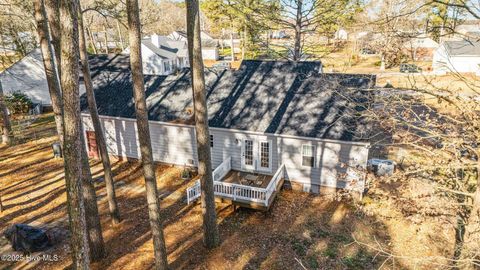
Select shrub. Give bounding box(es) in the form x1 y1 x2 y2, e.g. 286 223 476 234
322 246 337 259
5 92 32 115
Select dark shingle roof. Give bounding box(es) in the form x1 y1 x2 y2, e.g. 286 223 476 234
444 40 480 56
81 56 375 142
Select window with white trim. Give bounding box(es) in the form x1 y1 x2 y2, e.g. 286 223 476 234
210 135 214 148
163 61 170 72
302 145 315 167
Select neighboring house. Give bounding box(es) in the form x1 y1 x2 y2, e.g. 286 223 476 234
169 30 214 42
403 35 439 61
0 48 86 108
218 32 241 54
0 49 50 106
334 29 348 41
433 40 480 75
92 31 120 51
122 34 189 75
201 39 219 60
81 56 375 204
270 30 288 39
169 30 219 60
455 23 480 36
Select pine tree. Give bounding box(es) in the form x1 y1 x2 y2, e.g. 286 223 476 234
36 0 105 261
77 0 121 225
33 0 64 144
59 0 90 267
0 81 12 145
126 0 168 268
186 0 220 249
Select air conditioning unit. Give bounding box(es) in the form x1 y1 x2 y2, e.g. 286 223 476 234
367 159 395 176
303 184 312 193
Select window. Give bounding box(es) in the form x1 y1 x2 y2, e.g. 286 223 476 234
302 145 315 167
163 61 170 72
244 140 253 165
260 141 270 168
210 135 213 148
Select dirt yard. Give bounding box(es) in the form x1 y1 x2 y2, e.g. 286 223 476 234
0 114 458 269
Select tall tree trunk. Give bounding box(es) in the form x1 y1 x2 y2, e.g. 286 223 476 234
462 161 480 267
380 54 386 71
79 128 106 261
0 82 12 145
44 0 61 77
126 0 168 269
103 25 108 54
59 0 90 268
185 0 220 249
293 0 302 62
116 20 125 51
241 24 246 59
78 1 121 225
33 0 64 144
220 30 224 51
86 26 98 54
230 22 235 61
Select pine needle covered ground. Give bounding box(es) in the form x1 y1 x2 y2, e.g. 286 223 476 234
0 113 456 269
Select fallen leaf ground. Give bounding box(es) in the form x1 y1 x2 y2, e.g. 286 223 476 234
0 114 456 269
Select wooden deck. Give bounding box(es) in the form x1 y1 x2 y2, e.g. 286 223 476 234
187 158 286 211
221 170 273 189
215 170 284 211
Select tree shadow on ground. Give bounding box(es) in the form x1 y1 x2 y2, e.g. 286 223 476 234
168 191 404 270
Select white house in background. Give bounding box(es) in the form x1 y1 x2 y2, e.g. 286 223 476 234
0 48 85 108
0 49 51 107
403 34 439 61
168 30 219 60
455 23 480 36
218 32 241 54
122 34 189 75
169 30 214 42
433 40 480 75
81 56 375 209
334 29 348 40
270 30 288 39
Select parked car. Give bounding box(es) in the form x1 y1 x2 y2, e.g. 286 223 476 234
212 61 231 70
360 48 376 55
400 63 422 73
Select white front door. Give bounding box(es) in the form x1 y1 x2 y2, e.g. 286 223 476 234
242 139 255 171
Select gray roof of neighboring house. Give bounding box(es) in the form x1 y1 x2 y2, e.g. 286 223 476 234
174 30 188 39
172 30 217 48
143 36 189 59
202 39 218 48
0 48 51 105
444 40 480 56
142 39 178 59
81 55 375 141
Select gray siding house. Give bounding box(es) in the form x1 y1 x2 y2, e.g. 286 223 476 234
81 55 374 197
0 48 86 108
0 49 51 106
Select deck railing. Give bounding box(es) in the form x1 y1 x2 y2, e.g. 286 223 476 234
186 179 201 204
264 164 286 205
187 158 286 207
213 181 267 203
213 156 231 182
